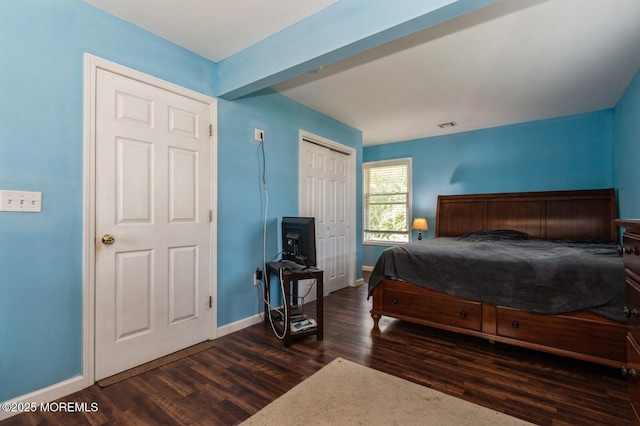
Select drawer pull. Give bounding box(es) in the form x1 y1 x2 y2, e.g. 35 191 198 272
512 321 519 329
622 366 637 378
623 307 640 318
391 299 398 305
460 311 467 319
618 245 637 255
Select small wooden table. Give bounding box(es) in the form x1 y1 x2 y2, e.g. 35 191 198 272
264 262 324 347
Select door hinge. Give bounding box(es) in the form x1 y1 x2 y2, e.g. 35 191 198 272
209 124 213 137
209 210 213 222
209 296 212 308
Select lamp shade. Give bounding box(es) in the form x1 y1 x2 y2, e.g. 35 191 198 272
412 218 428 231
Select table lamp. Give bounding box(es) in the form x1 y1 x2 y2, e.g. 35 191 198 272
412 218 428 240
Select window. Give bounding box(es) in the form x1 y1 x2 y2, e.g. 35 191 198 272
363 158 411 244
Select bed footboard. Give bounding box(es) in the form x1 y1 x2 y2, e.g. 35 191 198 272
371 279 627 368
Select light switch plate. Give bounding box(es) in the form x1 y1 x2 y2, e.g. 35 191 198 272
0 190 42 212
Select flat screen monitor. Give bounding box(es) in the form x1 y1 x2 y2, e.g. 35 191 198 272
282 217 316 268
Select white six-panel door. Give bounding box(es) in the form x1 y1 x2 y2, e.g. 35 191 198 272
94 69 213 380
299 139 349 296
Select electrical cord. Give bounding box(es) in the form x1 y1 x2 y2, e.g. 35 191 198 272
256 134 289 340
255 135 268 323
260 133 267 277
255 133 318 341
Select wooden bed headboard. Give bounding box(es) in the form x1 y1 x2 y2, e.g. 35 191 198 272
435 188 617 241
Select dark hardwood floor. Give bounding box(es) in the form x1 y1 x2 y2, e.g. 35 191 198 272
3 282 631 425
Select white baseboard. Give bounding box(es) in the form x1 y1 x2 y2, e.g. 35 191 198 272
217 313 263 338
0 375 86 421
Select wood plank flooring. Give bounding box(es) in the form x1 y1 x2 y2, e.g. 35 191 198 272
3 283 631 425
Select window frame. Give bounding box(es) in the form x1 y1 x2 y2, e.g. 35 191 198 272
362 157 412 246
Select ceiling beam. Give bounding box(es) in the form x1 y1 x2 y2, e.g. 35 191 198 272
215 0 498 100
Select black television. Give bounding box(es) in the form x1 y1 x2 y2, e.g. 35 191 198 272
281 217 317 268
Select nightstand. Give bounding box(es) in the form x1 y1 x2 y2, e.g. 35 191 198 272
264 262 324 347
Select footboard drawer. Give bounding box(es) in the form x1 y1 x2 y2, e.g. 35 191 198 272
381 286 482 331
627 275 640 343
496 307 626 362
628 335 640 423
622 232 640 275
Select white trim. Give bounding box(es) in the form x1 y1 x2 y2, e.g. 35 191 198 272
0 376 85 421
363 239 409 247
82 53 217 393
298 130 358 287
362 265 374 272
82 54 98 390
362 157 412 245
217 314 263 338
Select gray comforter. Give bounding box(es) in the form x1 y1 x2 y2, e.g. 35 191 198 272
368 230 626 321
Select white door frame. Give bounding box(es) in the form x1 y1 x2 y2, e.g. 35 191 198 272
298 130 356 288
82 54 218 387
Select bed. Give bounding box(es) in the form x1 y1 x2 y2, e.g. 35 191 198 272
369 189 627 367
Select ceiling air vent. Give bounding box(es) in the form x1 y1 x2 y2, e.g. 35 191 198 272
437 121 457 129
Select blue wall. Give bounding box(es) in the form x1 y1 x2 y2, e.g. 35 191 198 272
615 69 640 218
363 110 616 265
0 0 361 402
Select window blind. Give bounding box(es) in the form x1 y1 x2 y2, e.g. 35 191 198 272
363 159 411 243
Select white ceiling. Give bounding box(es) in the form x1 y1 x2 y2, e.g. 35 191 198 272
83 0 640 146
83 0 338 62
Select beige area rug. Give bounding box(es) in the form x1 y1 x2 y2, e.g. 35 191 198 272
241 358 533 426
96 340 215 387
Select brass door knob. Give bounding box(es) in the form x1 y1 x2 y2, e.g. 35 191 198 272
101 234 115 245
